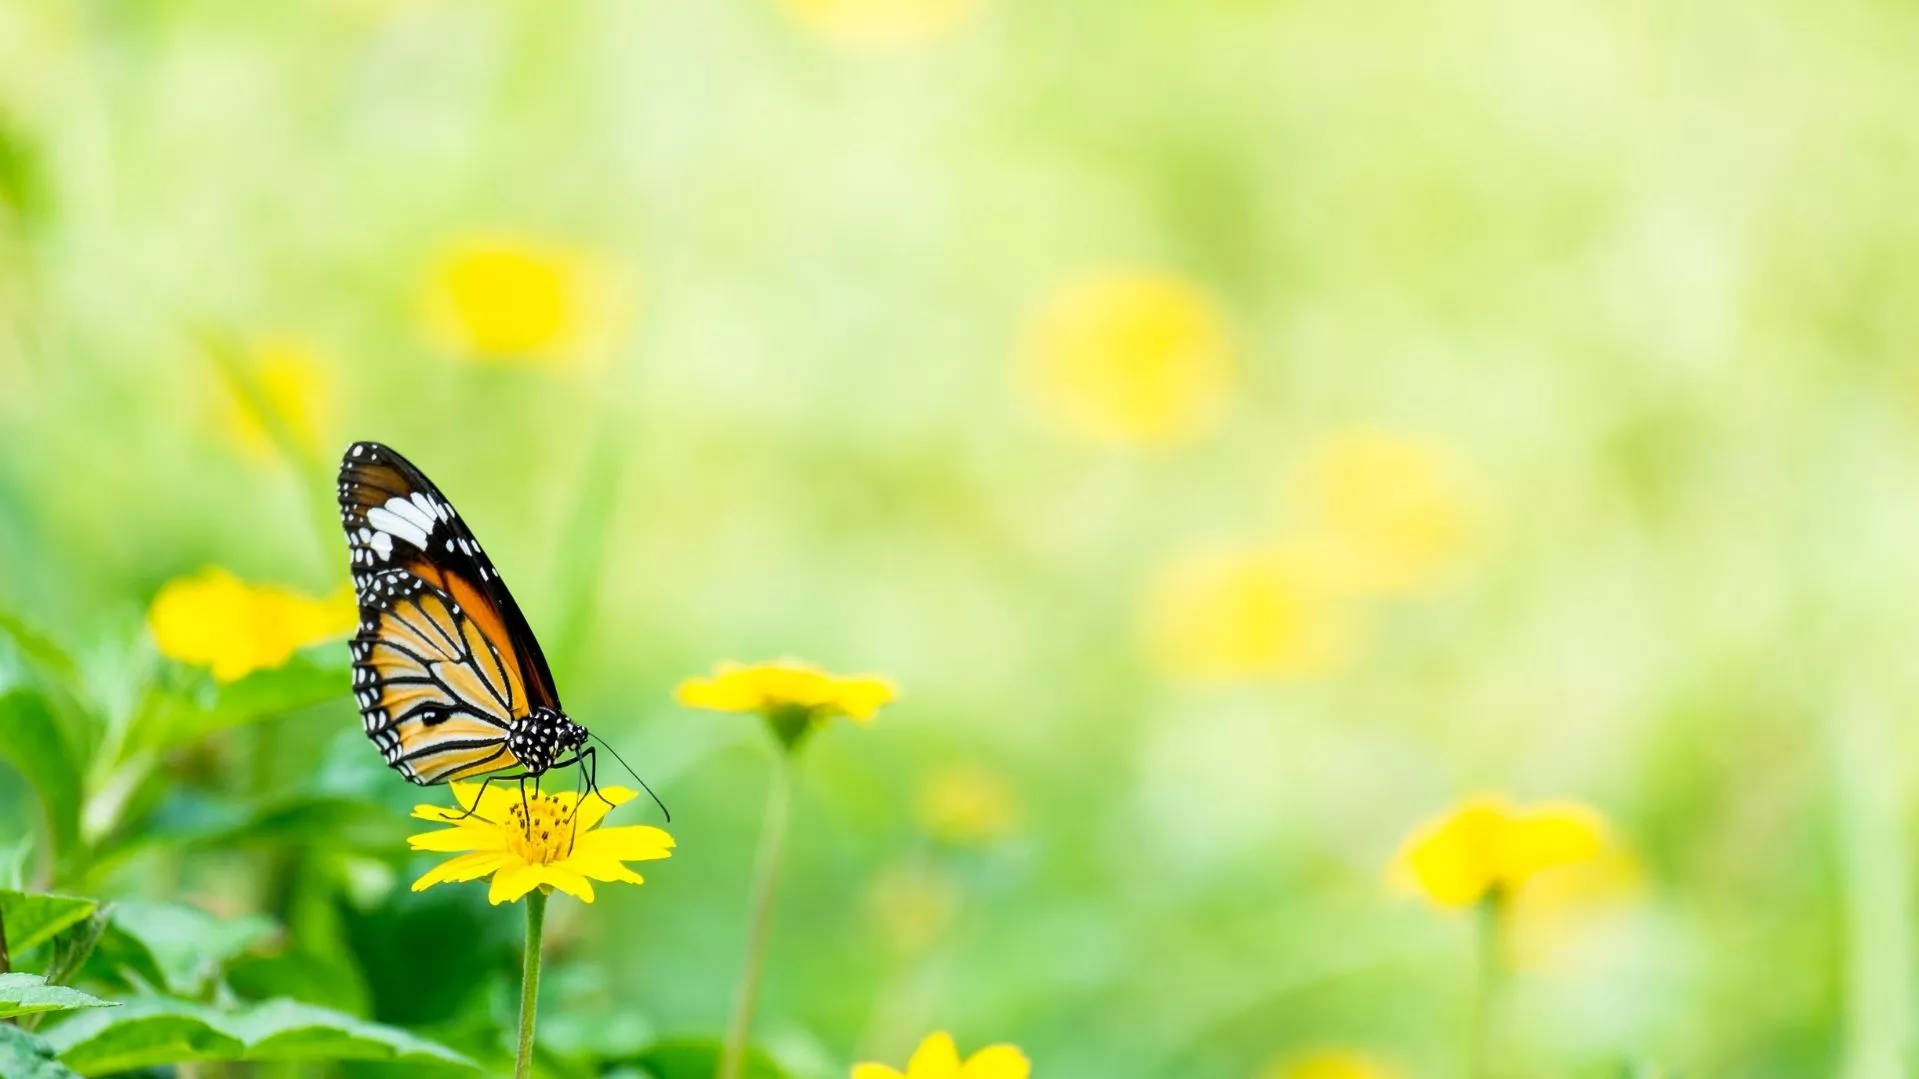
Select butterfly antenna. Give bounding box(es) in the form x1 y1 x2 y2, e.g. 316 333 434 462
591 732 671 823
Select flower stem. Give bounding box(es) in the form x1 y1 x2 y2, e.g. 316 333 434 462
1465 889 1507 1079
516 889 548 1079
719 751 793 1079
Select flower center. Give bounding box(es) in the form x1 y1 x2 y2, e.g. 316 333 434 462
504 790 575 864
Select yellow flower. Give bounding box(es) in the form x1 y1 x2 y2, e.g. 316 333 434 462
223 336 333 461
1294 430 1470 594
1023 270 1232 447
148 568 356 682
423 234 591 363
779 0 973 45
1260 1049 1406 1079
853 1031 1028 1079
408 783 675 905
916 764 1019 845
1142 544 1360 682
1390 794 1609 910
676 659 896 724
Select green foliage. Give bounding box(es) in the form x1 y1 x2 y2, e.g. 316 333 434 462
43 998 474 1075
0 889 97 955
0 1024 83 1079
0 972 117 1019
0 691 82 866
617 1039 792 1079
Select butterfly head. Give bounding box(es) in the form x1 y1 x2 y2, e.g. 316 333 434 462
509 706 588 776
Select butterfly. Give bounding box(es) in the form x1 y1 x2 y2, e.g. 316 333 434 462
336 441 642 811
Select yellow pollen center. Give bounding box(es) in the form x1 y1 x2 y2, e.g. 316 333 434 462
504 791 575 864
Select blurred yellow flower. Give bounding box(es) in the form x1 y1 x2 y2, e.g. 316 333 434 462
148 568 355 682
423 234 590 363
865 858 962 954
780 0 973 45
223 336 333 461
1506 838 1644 972
1294 430 1469 594
1024 269 1232 447
853 1031 1029 1079
409 783 674 905
1260 1048 1406 1079
1143 544 1360 682
1391 794 1609 910
677 658 896 724
916 763 1019 845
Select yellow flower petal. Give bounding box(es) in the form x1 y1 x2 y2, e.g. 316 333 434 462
959 1045 1029 1079
411 851 513 892
676 659 896 725
575 825 677 862
406 824 507 853
537 865 596 903
423 234 590 363
569 785 637 832
1503 803 1607 882
487 863 546 905
853 1066 907 1079
906 1031 961 1079
148 568 355 682
565 852 648 885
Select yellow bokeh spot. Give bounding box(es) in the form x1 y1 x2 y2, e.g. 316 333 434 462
780 0 974 46
1024 270 1233 448
1390 794 1610 910
148 568 356 682
423 234 588 363
1143 544 1360 682
1294 430 1470 594
224 337 333 461
853 1031 1029 1079
1260 1048 1407 1079
916 763 1019 845
676 658 896 724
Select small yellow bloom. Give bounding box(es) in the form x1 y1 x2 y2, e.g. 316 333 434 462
916 764 1019 845
423 234 591 363
1023 270 1232 447
1143 544 1360 682
224 336 333 461
676 659 896 724
408 783 674 905
1391 794 1609 910
149 568 356 682
1260 1048 1406 1079
779 0 973 45
1294 430 1470 594
853 1031 1029 1079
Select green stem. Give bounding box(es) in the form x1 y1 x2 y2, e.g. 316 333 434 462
516 889 548 1079
1465 890 1506 1079
719 751 793 1079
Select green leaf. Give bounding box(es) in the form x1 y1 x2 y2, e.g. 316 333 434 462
44 997 474 1075
0 1023 84 1079
618 1039 792 1079
0 691 82 860
0 889 97 955
130 654 345 757
0 972 118 1019
107 900 276 995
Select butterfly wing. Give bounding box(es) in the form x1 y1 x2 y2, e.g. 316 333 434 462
338 441 559 784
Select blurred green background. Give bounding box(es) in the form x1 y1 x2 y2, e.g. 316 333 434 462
4 0 1919 1075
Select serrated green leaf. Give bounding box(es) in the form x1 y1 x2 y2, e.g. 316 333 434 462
620 1038 791 1079
0 972 118 1019
0 1022 84 1079
0 691 82 860
44 997 474 1075
0 889 97 954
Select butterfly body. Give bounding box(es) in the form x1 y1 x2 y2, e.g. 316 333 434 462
337 441 589 786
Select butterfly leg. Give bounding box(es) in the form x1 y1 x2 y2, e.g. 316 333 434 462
447 772 527 821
